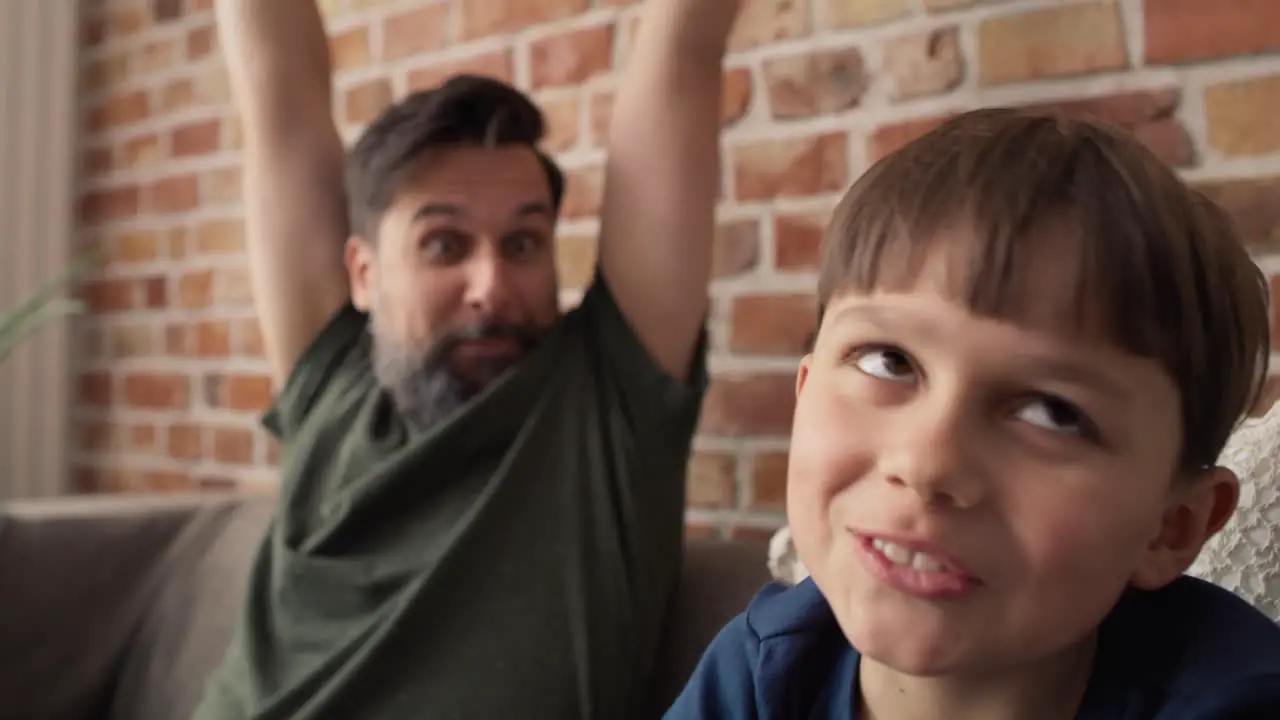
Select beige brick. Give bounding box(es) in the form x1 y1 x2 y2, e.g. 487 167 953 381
977 1 1127 86
1204 74 1280 158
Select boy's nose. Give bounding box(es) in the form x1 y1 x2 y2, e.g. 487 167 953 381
878 402 986 510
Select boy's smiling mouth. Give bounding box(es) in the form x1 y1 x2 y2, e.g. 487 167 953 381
851 530 982 599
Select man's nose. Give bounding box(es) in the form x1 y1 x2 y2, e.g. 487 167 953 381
461 250 513 315
877 397 986 510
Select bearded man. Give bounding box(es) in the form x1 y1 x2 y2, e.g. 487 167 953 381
191 0 742 718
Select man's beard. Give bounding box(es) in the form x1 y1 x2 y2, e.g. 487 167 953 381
370 315 542 429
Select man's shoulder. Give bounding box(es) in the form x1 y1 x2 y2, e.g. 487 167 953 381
1100 576 1280 715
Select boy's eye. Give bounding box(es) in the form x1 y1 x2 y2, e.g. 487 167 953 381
1016 396 1093 437
853 346 916 383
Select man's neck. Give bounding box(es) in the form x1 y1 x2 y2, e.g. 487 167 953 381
857 632 1097 720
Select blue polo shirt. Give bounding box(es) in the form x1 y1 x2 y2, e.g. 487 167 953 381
665 576 1280 719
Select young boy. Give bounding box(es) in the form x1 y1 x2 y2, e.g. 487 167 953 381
665 108 1280 719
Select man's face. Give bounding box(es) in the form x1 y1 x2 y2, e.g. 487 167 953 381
347 145 561 426
787 239 1227 681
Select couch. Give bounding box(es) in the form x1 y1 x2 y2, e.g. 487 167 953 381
0 491 771 720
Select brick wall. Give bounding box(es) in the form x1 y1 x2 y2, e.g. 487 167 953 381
75 0 1280 540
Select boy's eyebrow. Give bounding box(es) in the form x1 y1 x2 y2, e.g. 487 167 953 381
827 304 1131 402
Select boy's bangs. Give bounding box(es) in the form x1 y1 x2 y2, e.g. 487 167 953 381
820 110 1201 363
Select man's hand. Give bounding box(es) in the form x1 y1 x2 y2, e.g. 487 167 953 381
215 0 350 384
597 0 742 381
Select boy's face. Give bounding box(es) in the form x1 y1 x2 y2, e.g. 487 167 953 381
788 243 1238 678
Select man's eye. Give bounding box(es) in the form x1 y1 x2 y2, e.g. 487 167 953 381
852 346 916 383
502 231 542 258
422 230 468 258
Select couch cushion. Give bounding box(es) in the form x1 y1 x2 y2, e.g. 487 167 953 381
108 494 274 720
0 493 222 720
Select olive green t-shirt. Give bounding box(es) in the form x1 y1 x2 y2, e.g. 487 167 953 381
191 275 708 720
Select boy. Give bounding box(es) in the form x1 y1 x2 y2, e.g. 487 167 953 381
665 108 1280 719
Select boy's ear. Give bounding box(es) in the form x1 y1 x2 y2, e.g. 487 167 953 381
1130 467 1239 590
796 354 813 399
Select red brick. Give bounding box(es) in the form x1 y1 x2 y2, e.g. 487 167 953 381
177 268 213 308
212 427 255 464
762 47 864 120
171 118 220 157
110 231 159 264
883 26 963 101
330 27 371 71
167 422 202 460
142 276 168 308
80 185 140 222
700 373 797 436
153 0 183 22
382 5 448 60
186 23 215 59
459 0 590 40
730 293 818 355
122 372 190 409
80 278 135 312
77 372 113 406
194 320 231 356
149 174 199 214
529 24 613 89
86 90 150 132
1145 0 1280 64
684 522 724 541
538 93 580 152
750 451 788 510
1193 176 1280 254
344 79 393 125
686 452 737 508
729 0 811 52
560 164 603 220
207 372 274 411
713 220 761 278
83 147 113 177
774 210 829 270
732 132 848 202
977 2 1127 86
406 51 513 92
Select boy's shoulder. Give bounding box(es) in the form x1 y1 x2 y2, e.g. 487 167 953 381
1092 575 1280 716
664 580 855 718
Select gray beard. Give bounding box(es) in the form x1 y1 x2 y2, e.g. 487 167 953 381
370 326 473 430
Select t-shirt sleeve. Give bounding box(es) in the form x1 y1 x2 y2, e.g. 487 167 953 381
572 270 710 445
662 613 761 719
261 303 371 442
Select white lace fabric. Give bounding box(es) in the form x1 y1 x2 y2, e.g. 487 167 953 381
1188 400 1280 621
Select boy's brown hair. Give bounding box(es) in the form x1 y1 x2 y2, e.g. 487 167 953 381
818 107 1269 472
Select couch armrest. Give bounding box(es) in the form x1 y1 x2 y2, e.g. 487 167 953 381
0 493 242 720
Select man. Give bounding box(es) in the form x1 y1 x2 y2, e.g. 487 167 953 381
192 0 741 718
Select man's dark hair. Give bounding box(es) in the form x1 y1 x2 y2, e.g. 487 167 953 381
345 74 566 240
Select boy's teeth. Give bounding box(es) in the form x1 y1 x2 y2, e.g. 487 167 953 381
872 538 947 573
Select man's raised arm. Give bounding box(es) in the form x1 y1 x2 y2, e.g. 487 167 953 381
215 0 351 383
597 0 741 381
